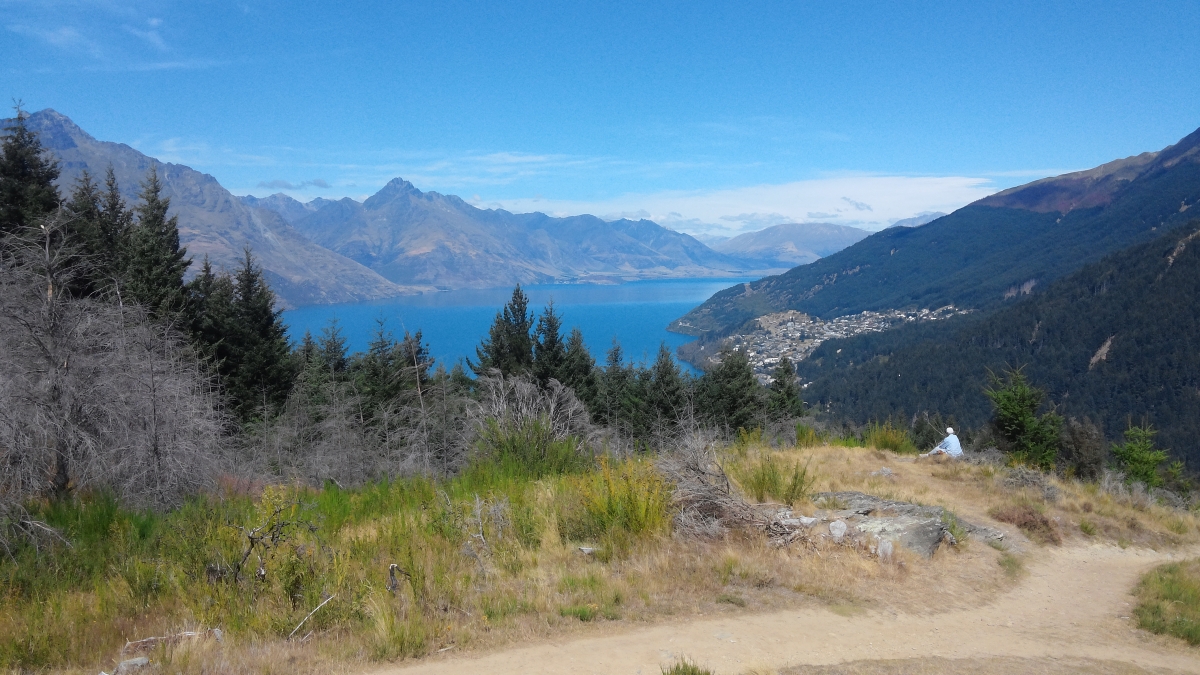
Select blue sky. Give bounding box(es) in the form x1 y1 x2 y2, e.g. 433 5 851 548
3 0 1199 236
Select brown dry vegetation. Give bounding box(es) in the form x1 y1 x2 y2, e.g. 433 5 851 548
8 443 1199 675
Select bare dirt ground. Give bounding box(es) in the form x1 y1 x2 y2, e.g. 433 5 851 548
370 543 1200 675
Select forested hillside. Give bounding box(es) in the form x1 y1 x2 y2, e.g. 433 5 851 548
796 220 1200 466
672 126 1200 337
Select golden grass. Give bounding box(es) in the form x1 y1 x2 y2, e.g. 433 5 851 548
7 441 1198 675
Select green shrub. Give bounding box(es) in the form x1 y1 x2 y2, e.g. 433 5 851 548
864 420 917 454
474 416 591 479
1134 559 1200 645
1112 424 1169 488
732 453 815 504
558 458 672 556
985 366 1062 469
795 423 822 448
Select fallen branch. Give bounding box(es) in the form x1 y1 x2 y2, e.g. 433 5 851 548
122 628 222 654
288 594 336 641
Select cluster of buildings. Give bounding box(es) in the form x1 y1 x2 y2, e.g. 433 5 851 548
704 306 971 384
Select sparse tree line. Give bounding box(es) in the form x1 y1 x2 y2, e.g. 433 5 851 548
0 107 807 531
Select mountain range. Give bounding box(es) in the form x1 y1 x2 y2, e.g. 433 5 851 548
671 125 1200 336
712 222 871 268
246 182 771 289
22 110 414 308
20 109 877 307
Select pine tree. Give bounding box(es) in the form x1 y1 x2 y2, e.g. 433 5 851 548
560 327 597 406
645 343 687 426
355 319 404 413
317 319 349 375
0 105 60 237
767 356 805 419
187 256 237 362
533 300 566 385
124 166 189 316
696 348 765 431
225 250 294 420
472 284 534 376
63 170 103 295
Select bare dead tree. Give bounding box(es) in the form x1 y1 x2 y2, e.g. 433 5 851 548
0 211 224 529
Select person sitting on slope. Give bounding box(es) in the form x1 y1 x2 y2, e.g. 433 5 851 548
920 427 962 458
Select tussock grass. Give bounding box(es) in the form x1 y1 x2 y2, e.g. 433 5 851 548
729 451 816 505
5 438 1195 673
1133 558 1200 645
663 658 715 675
863 420 917 455
989 503 1062 545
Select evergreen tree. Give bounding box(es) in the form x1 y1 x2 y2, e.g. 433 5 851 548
187 256 237 363
984 366 1062 469
533 300 567 385
63 170 104 295
472 284 534 376
224 250 294 420
766 356 805 419
317 319 349 375
124 167 189 316
0 105 60 237
645 343 687 426
299 330 319 365
696 348 765 431
354 319 405 413
398 329 432 389
560 328 597 405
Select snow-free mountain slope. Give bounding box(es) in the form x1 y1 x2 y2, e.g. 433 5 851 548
713 222 871 267
290 177 762 289
671 125 1200 336
23 109 414 308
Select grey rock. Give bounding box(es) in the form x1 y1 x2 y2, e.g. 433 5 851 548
870 467 894 478
877 538 895 561
115 657 149 674
828 520 848 541
812 491 1004 558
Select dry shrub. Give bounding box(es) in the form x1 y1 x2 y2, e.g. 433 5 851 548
989 503 1062 545
657 430 759 538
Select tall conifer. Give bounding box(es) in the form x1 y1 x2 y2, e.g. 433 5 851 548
533 300 566 385
124 166 189 316
472 284 534 376
0 106 60 236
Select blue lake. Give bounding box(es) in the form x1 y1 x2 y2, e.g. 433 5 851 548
282 278 754 373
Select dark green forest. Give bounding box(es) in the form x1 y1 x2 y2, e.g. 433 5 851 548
797 220 1200 467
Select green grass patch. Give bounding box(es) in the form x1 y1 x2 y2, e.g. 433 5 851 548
1134 559 1200 645
716 593 746 607
0 445 668 670
662 659 714 675
998 552 1024 578
863 420 917 454
730 453 816 505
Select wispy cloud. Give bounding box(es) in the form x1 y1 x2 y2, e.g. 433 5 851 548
122 23 166 51
7 23 102 57
257 178 331 190
483 175 998 236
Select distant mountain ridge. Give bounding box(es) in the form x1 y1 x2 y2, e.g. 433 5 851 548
22 109 415 308
671 125 1200 336
713 222 871 268
278 177 774 289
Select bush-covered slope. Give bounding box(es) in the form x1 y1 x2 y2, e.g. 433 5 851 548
796 220 1200 466
671 126 1200 336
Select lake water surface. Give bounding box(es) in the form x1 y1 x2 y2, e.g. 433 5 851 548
282 278 753 373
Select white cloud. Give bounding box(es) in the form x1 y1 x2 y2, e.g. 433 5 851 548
483 175 998 236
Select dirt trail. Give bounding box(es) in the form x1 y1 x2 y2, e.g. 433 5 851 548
371 544 1200 675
